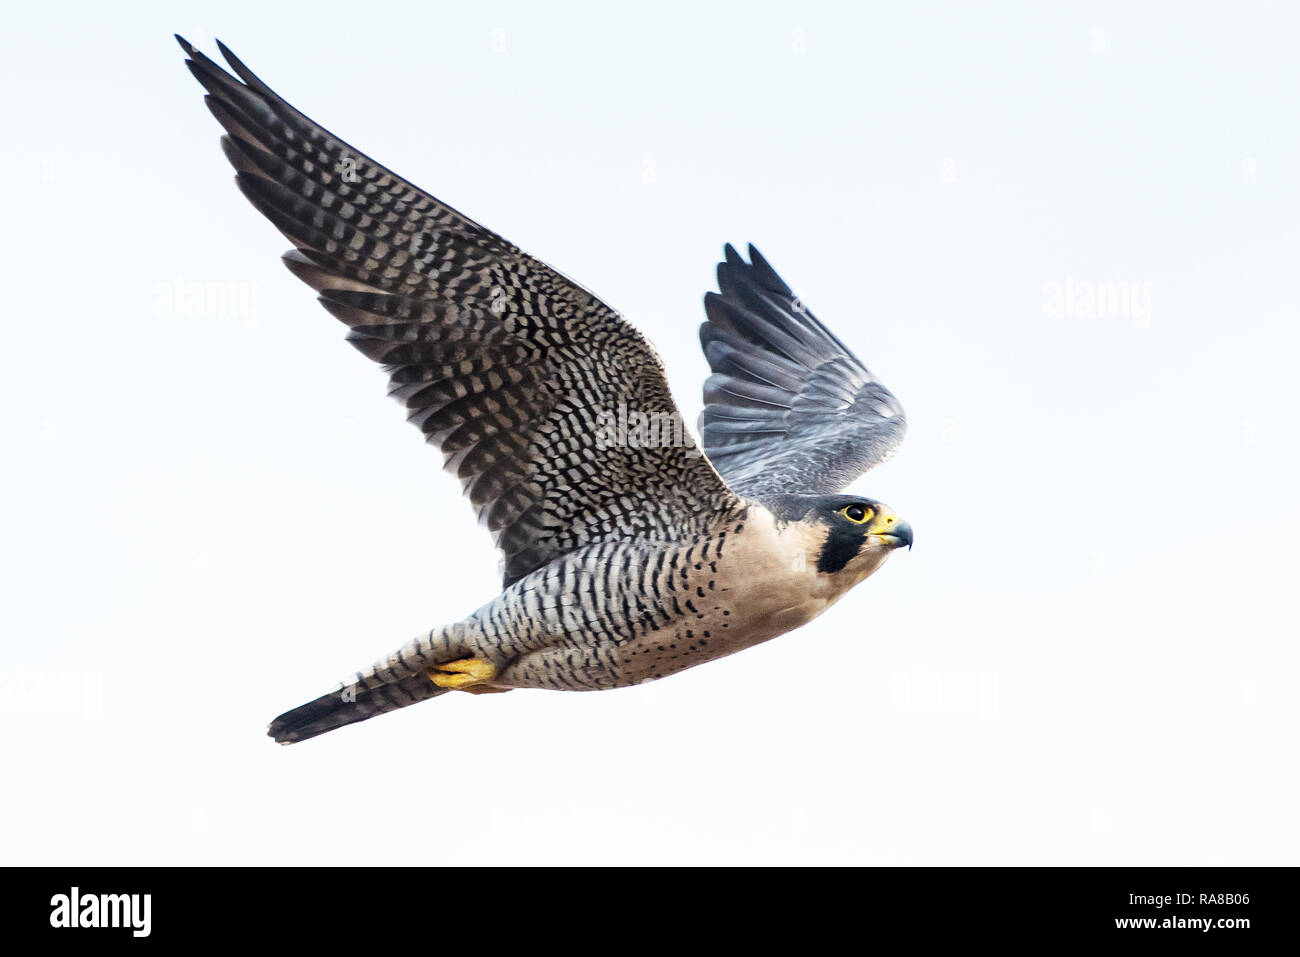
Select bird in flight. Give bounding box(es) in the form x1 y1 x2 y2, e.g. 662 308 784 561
177 37 913 743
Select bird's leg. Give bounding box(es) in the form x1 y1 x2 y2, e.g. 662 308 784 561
427 657 498 691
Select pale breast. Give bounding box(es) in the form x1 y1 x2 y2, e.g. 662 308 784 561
608 505 842 685
487 503 855 690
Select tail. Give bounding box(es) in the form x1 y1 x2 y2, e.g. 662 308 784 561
268 625 463 744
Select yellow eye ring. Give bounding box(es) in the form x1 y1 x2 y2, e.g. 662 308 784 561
841 504 873 524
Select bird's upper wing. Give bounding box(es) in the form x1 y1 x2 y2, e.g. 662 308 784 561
179 38 736 586
698 245 906 499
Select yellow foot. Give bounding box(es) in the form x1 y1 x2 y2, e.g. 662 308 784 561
428 657 498 691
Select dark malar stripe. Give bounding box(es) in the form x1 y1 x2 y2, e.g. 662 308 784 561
817 524 868 573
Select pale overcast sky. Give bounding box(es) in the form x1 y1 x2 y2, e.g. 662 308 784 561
1 0 1296 864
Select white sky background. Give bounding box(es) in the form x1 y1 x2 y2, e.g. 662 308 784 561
1 0 1296 865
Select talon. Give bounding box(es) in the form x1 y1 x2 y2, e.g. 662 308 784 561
428 657 498 690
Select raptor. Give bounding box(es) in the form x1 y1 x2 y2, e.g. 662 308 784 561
177 38 914 743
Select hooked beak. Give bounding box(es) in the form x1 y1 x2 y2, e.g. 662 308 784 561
868 513 913 550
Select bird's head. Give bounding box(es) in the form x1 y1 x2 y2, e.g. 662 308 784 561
765 493 913 583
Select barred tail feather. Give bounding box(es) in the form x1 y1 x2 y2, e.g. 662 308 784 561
268 626 461 744
267 674 447 744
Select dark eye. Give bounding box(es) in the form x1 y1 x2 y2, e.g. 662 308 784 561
841 504 871 524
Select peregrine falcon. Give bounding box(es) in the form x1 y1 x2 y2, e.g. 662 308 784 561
176 38 914 743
